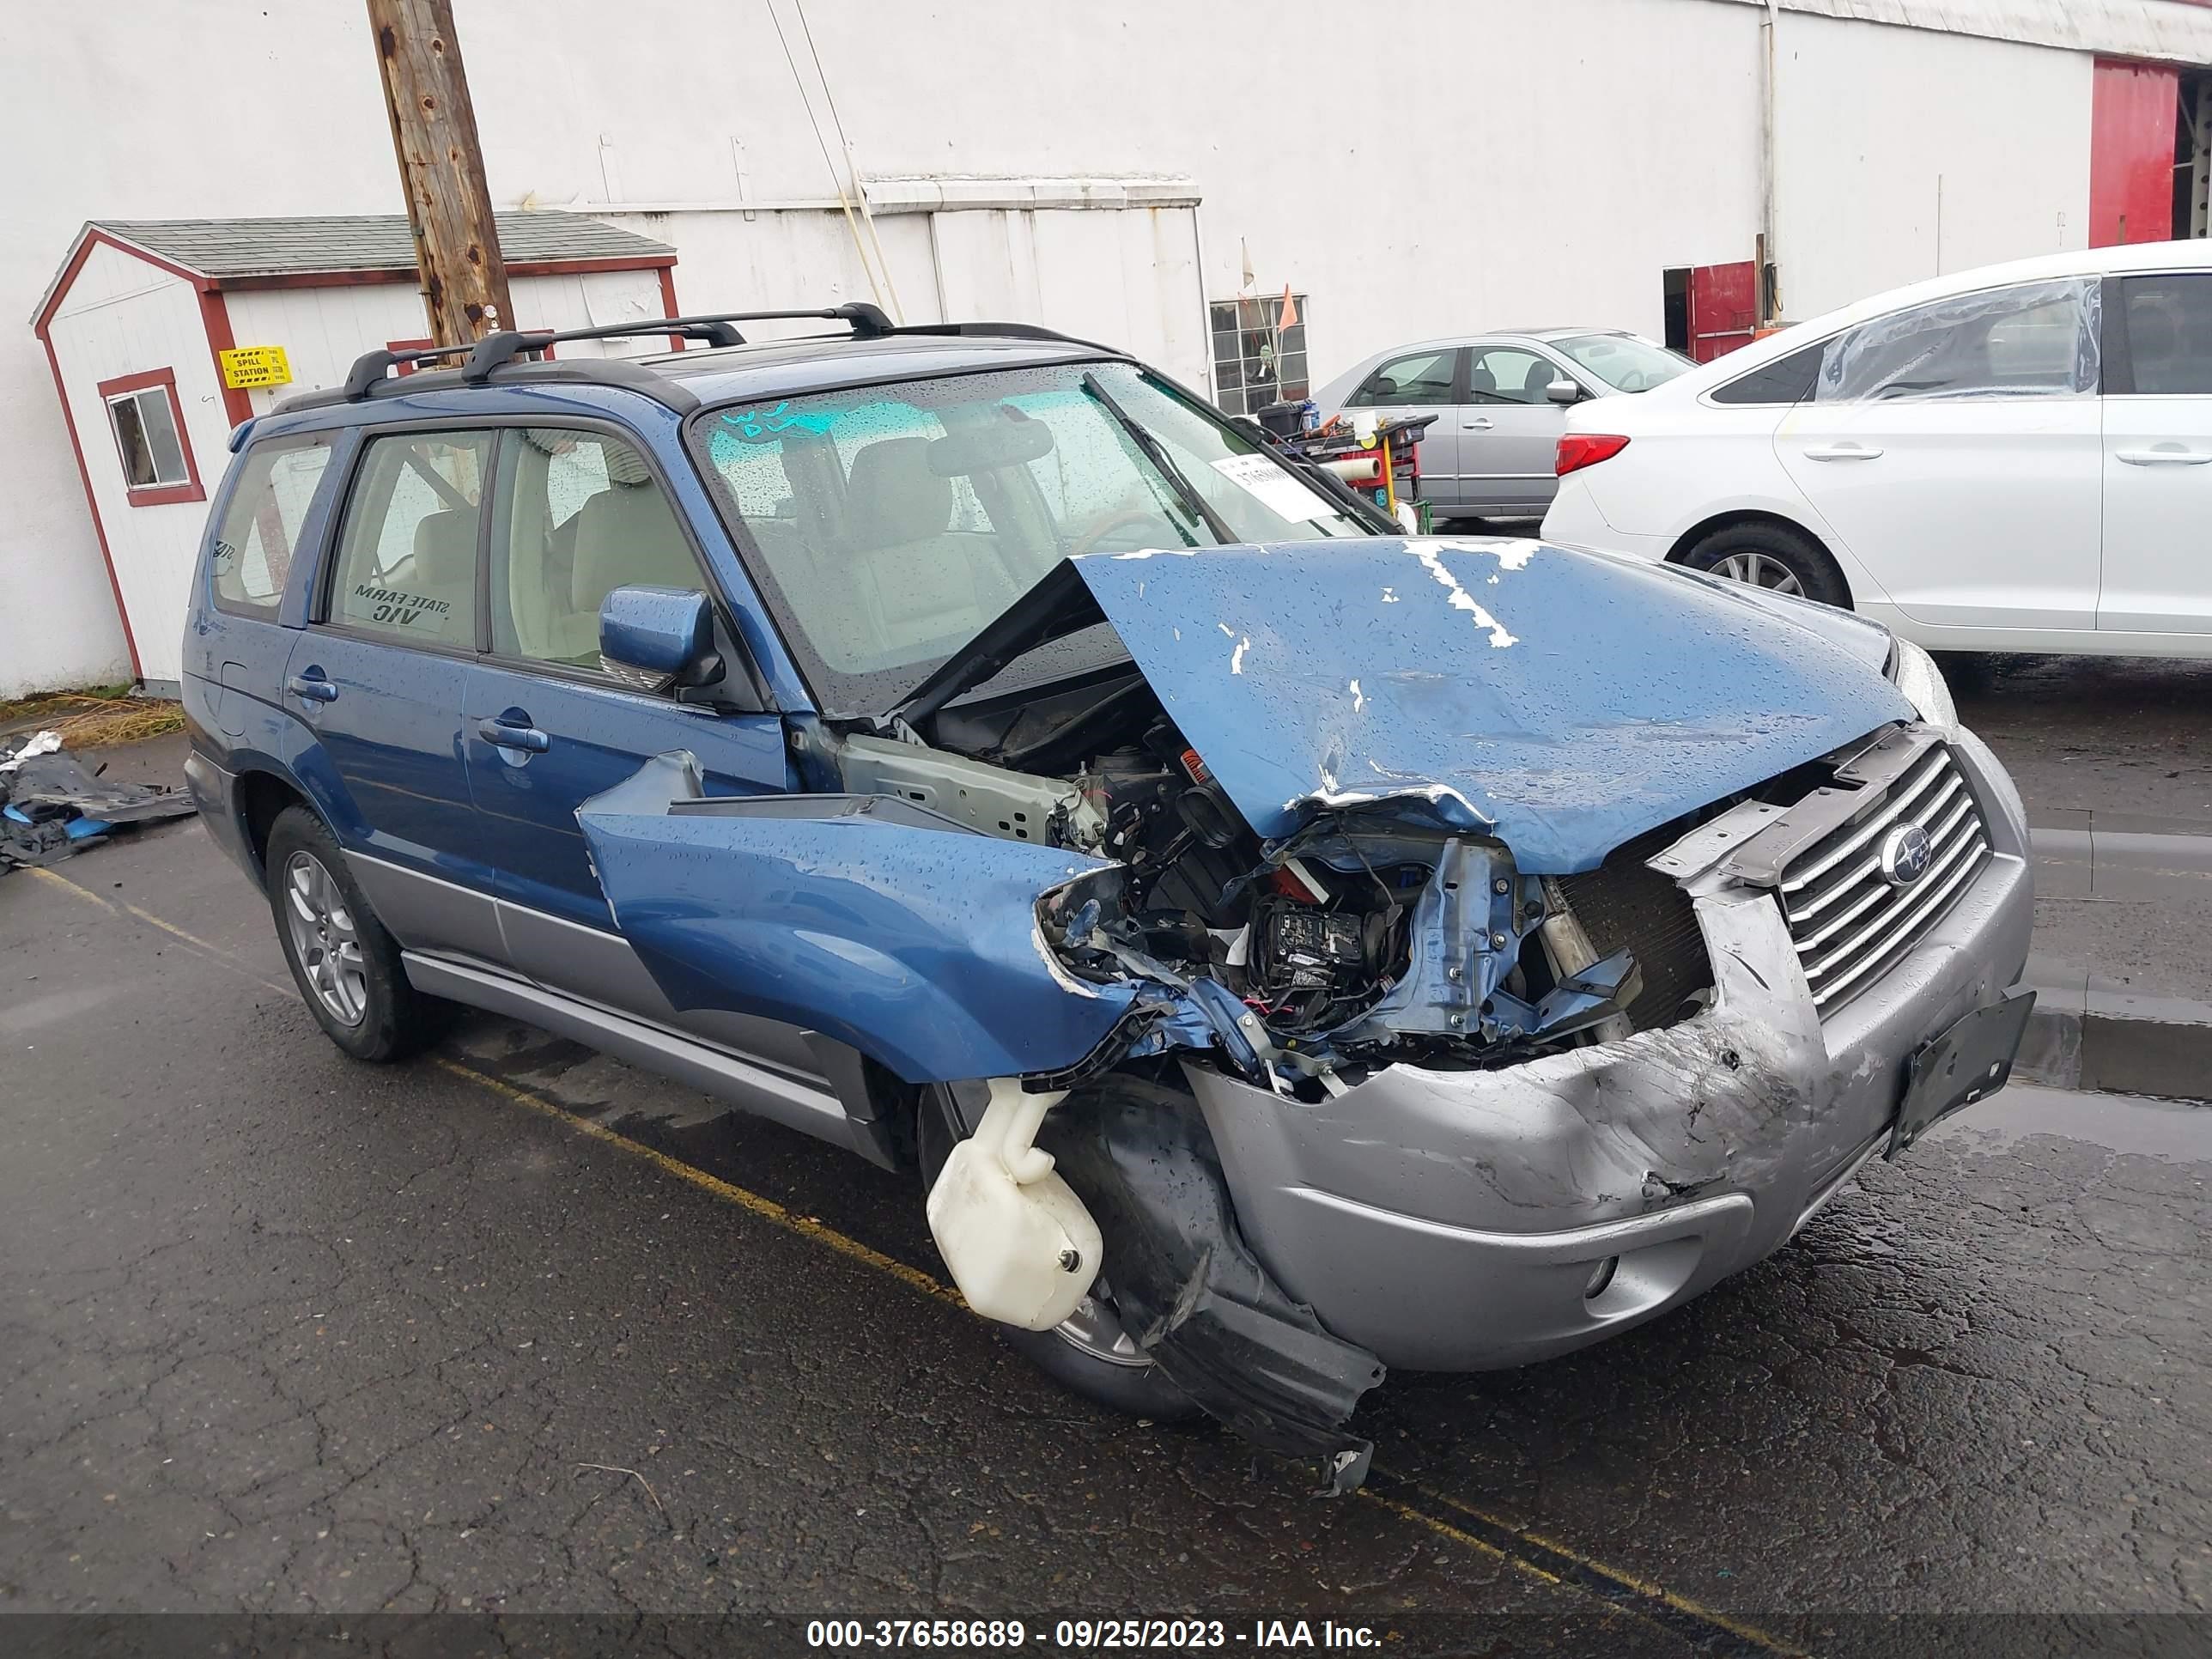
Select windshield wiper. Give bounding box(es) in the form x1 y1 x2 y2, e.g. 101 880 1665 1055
1080 371 1237 546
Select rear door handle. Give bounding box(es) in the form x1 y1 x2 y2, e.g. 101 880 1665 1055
287 674 339 703
1802 443 1883 461
1462 417 1494 430
2116 447 2212 465
477 719 550 754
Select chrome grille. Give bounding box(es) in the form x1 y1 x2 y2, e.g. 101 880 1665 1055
1778 744 1990 1012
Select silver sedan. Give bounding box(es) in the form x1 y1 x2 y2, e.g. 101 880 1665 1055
1313 328 1692 520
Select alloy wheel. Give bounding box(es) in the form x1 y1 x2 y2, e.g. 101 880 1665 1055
1053 1285 1152 1369
283 851 368 1026
1710 550 1805 595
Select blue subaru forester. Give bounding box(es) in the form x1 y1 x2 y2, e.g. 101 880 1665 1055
185 305 2034 1491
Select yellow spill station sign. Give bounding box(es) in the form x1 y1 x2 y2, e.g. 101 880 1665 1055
219 345 293 390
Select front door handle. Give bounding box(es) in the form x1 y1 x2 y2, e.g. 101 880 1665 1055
2116 447 2212 466
1802 443 1884 461
1462 417 1494 430
477 718 550 754
287 674 339 704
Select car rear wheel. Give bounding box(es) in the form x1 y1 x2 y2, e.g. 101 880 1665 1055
264 805 451 1063
917 1086 1197 1421
1680 521 1850 607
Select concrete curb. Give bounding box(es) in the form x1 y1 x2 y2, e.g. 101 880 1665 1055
2016 963 2212 1103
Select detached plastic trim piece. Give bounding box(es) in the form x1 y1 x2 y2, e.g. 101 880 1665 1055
1040 1074 1384 1495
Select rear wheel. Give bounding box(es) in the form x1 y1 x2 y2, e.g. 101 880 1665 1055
1679 520 1850 607
917 1086 1196 1420
264 806 451 1063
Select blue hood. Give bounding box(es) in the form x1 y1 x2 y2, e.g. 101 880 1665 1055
1065 537 1911 873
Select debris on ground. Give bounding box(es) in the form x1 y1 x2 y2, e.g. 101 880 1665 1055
0 732 194 872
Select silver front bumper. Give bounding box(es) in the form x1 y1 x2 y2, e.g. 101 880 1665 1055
1185 733 2034 1373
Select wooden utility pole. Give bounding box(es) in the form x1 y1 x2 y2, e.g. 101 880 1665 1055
366 0 514 346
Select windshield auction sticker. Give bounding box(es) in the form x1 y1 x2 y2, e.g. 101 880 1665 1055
1209 454 1330 523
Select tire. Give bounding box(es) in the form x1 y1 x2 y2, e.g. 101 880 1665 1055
1679 520 1850 608
917 1086 1197 1420
264 805 451 1063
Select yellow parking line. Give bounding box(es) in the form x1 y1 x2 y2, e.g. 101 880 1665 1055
30 863 1802 1657
433 1056 967 1310
1399 1485 1809 1657
27 866 295 997
435 1057 1804 1656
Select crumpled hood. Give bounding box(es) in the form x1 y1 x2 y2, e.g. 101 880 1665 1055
1069 536 1912 873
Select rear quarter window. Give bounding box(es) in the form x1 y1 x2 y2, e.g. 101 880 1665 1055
1708 342 1826 405
209 436 335 615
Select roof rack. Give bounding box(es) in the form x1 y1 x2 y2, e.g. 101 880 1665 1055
336 304 897 401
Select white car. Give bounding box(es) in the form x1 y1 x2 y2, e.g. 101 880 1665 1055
1542 240 2212 658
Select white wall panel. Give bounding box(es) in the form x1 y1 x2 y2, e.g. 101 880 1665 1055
1773 9 2094 319
1 0 2168 693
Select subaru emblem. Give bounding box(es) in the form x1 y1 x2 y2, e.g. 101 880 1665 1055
1879 822 1934 888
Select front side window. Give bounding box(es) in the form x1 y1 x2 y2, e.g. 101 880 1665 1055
489 428 704 672
100 369 200 503
1550 333 1692 393
2119 273 2212 395
691 362 1365 713
1347 349 1457 408
1467 347 1561 405
1817 277 2101 403
325 429 493 648
210 437 333 614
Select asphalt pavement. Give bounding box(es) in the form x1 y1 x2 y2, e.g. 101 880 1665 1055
2 659 2209 1656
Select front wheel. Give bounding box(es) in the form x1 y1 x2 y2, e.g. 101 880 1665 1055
917 1087 1196 1420
1679 520 1850 607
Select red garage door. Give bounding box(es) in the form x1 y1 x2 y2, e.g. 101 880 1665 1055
2090 58 2180 247
1687 261 1759 362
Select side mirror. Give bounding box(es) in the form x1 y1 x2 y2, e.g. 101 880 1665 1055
599 586 722 695
1546 379 1583 405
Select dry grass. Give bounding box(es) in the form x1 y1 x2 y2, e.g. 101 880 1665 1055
6 694 185 751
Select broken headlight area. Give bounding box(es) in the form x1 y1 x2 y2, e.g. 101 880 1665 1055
1034 805 1656 1097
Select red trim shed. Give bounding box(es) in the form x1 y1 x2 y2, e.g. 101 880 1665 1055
32 212 681 686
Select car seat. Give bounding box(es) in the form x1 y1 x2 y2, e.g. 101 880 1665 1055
816 436 1028 671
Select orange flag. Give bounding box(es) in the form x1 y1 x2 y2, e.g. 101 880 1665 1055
1277 285 1299 333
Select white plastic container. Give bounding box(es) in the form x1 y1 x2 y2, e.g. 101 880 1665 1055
926 1079 1103 1332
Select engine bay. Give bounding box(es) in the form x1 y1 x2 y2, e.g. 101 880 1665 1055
832 670 1661 1094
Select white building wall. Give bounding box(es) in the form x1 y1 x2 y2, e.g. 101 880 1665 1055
1773 9 2095 319
43 244 234 688
6 0 2203 695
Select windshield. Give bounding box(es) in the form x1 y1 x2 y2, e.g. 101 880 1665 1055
689 361 1366 714
1550 333 1693 392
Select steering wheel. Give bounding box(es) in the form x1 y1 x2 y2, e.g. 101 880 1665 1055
1068 503 1172 556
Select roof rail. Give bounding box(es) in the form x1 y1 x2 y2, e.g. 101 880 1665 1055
887 319 1121 353
335 304 898 402
456 304 896 385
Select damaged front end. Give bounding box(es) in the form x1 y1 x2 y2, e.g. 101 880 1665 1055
577 538 2036 1494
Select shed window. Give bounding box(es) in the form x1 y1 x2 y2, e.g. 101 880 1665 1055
97 368 203 506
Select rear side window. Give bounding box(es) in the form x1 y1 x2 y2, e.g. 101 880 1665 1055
1710 341 1826 405
1346 349 1458 407
2118 274 2212 395
325 429 493 648
489 428 705 672
209 437 332 614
